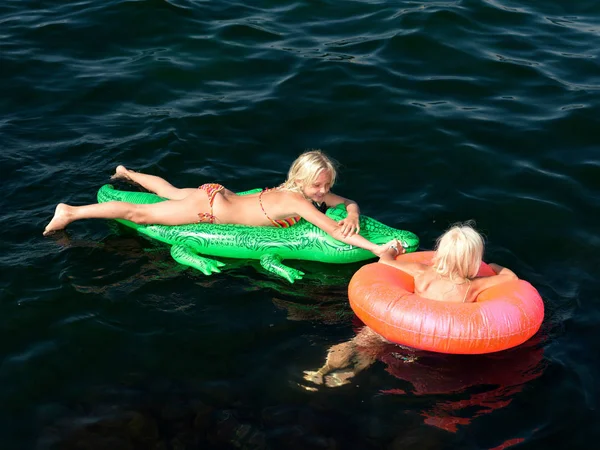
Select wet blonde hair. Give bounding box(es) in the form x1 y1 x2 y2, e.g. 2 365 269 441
280 149 338 193
432 221 484 282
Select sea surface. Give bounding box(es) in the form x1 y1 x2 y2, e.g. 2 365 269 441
1 0 599 448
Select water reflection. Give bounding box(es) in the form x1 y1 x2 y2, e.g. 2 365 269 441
303 321 547 433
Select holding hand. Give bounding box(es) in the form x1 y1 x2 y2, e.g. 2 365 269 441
338 213 360 237
375 239 406 258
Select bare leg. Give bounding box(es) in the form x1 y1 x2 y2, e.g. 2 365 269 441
44 190 210 235
303 327 386 387
303 341 357 385
111 166 196 200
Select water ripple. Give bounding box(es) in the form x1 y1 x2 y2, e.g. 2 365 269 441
2 0 600 447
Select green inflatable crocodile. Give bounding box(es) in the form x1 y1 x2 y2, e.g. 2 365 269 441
97 184 419 283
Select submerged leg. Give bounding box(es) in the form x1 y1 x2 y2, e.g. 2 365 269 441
303 327 385 388
112 165 196 200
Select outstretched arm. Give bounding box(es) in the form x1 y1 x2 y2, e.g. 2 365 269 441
378 242 425 277
294 197 388 256
378 241 404 262
471 262 519 295
488 263 517 278
325 192 361 237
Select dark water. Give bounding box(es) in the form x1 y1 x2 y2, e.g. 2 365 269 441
2 0 599 448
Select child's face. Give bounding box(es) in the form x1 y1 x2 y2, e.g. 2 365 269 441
300 170 332 203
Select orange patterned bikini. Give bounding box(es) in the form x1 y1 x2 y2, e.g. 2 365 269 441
198 185 322 227
258 188 301 228
197 183 225 223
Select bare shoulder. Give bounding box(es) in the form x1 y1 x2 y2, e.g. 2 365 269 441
282 190 305 201
278 190 311 208
382 260 428 277
324 191 347 206
278 190 329 222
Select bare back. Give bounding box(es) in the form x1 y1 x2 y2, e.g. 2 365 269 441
413 267 474 303
380 260 518 303
211 188 315 226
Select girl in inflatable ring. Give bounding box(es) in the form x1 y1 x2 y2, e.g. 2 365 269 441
380 221 518 303
44 150 392 257
304 222 519 387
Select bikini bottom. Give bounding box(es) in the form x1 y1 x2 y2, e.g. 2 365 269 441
197 183 225 223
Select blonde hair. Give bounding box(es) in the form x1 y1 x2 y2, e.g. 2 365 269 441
432 221 484 282
280 149 338 192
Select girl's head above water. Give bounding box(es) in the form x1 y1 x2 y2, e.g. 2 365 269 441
282 150 338 193
432 221 484 282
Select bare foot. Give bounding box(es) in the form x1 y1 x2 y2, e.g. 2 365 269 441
303 370 325 385
303 368 355 388
110 165 133 181
324 370 355 387
43 204 73 236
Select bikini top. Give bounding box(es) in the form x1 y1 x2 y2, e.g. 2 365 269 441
258 188 328 228
313 201 328 213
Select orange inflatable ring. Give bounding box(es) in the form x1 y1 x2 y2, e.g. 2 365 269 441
348 251 544 354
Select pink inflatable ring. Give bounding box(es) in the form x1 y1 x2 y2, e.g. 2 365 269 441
348 251 544 354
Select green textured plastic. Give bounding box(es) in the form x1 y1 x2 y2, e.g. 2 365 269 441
97 184 419 283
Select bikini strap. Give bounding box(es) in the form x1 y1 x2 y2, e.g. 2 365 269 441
259 188 278 227
462 279 472 303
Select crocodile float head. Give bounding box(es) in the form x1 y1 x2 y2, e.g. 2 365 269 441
97 184 419 283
